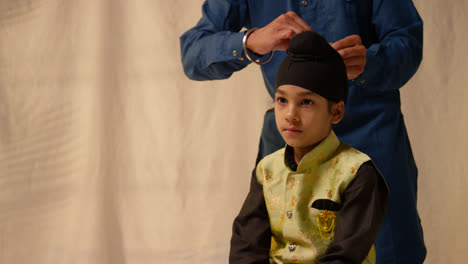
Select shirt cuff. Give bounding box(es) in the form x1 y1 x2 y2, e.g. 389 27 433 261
351 44 382 89
224 30 273 66
223 31 252 66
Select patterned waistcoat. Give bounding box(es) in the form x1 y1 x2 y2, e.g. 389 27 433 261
257 131 375 264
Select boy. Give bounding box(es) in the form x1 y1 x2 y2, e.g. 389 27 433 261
230 31 389 264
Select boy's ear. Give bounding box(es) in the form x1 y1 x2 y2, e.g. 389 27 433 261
330 101 345 125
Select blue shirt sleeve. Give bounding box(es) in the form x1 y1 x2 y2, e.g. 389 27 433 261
180 0 253 81
353 0 423 93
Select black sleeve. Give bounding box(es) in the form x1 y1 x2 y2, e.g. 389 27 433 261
316 161 389 264
229 167 271 264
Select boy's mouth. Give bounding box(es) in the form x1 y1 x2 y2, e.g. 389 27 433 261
284 127 302 133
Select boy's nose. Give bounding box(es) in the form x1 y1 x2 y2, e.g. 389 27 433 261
286 105 299 122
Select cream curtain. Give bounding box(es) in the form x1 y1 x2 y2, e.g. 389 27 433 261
0 0 466 263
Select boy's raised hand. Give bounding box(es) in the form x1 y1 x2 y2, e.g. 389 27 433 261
331 35 367 80
245 11 312 55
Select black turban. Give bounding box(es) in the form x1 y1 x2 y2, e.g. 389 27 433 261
275 31 348 103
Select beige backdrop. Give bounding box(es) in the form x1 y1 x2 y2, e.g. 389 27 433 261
0 0 466 263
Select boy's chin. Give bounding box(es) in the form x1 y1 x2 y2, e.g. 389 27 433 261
285 139 320 151
285 140 311 149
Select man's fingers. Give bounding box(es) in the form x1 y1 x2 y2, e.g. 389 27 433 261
330 35 365 80
272 28 298 51
272 20 307 50
285 11 312 31
346 65 365 80
250 14 302 54
275 28 295 44
332 34 362 51
337 45 366 59
343 56 366 67
277 13 308 35
275 39 291 51
259 11 313 52
283 21 306 35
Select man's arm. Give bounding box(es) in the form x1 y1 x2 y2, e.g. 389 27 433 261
180 0 250 80
229 167 271 264
333 0 423 91
316 161 389 264
180 0 311 81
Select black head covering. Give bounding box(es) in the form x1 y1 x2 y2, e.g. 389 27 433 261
275 31 348 103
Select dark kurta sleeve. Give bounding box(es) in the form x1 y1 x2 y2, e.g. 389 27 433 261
229 167 271 264
316 161 389 264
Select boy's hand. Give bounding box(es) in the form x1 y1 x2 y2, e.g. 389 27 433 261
246 11 312 55
331 35 367 80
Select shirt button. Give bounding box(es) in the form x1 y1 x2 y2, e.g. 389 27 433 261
301 0 308 6
360 79 366 84
238 57 244 61
232 50 238 57
287 211 292 219
288 243 296 252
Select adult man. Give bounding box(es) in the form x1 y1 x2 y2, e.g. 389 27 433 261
180 1 425 263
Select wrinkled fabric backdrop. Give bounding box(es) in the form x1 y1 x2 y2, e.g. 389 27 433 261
0 0 466 263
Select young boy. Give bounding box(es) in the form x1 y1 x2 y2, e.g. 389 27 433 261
230 31 389 264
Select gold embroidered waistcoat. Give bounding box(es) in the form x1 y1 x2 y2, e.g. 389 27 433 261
257 131 375 264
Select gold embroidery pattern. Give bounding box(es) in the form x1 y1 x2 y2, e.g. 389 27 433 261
264 169 273 181
317 210 336 240
290 195 298 207
286 178 298 190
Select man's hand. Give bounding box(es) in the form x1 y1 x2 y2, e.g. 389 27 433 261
246 11 312 55
331 35 366 80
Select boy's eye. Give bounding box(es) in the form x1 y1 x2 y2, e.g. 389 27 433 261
302 99 314 105
276 97 287 104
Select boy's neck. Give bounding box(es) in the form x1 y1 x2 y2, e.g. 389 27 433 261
293 146 316 165
292 131 333 165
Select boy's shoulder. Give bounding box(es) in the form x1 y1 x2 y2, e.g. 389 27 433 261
335 142 387 187
329 142 376 178
256 147 287 184
259 147 286 166
334 142 371 164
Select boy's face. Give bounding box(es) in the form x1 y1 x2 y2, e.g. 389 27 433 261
275 84 344 153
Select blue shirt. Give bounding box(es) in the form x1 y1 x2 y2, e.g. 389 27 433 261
180 0 423 188
180 0 423 154
180 0 426 263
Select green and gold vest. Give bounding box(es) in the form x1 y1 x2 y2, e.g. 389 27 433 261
257 131 375 264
